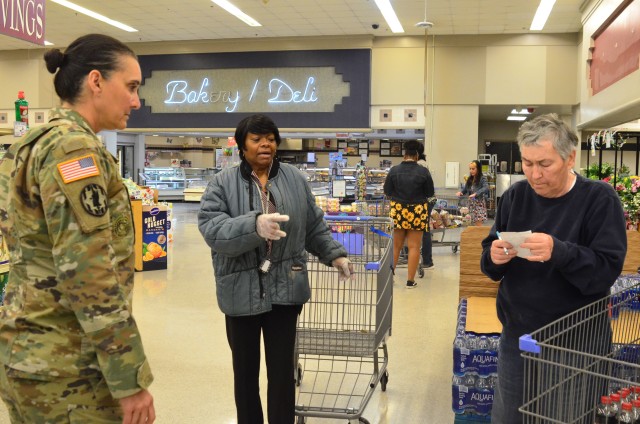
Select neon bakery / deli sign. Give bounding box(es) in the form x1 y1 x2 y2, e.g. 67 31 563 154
139 67 350 114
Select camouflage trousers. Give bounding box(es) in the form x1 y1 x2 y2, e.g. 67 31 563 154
0 366 122 423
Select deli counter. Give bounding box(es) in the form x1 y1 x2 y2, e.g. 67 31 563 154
140 167 217 201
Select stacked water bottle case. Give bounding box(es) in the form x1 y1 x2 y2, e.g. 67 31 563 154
452 298 500 422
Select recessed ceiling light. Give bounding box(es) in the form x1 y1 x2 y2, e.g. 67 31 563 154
211 0 261 27
530 0 556 31
373 0 404 33
50 0 137 32
507 116 527 121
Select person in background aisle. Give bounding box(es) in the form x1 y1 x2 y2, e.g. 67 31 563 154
198 114 353 424
456 160 489 226
0 34 155 424
384 140 435 288
480 113 627 423
417 142 435 270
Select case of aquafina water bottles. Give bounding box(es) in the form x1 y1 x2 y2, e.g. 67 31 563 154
452 298 500 421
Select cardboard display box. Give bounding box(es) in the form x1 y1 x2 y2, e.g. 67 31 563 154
623 230 640 274
131 200 168 271
465 296 502 335
459 226 497 299
459 227 640 300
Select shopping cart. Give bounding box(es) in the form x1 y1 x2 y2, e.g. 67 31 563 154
295 215 394 424
519 278 640 423
430 190 470 253
362 196 390 218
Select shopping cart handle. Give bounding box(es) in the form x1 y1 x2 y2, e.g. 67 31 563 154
519 334 540 354
324 215 377 222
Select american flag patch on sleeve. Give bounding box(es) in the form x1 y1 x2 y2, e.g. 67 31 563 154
57 154 100 184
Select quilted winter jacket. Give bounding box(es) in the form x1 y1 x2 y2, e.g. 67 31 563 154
198 160 348 317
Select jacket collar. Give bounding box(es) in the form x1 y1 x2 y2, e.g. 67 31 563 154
240 157 281 181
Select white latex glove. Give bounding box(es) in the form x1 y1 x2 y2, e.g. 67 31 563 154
332 257 354 281
256 213 289 240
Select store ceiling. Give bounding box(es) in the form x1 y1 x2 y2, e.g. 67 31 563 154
0 0 592 132
0 0 586 51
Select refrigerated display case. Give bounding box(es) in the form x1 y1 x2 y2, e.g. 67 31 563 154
140 167 218 201
141 167 185 200
183 168 217 202
495 174 527 198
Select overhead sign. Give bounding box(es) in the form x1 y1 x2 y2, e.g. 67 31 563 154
0 0 45 46
139 67 350 114
130 49 371 129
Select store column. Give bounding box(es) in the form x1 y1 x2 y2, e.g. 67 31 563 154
99 131 117 156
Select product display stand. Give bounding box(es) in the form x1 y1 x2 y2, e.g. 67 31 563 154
131 195 168 272
477 154 497 219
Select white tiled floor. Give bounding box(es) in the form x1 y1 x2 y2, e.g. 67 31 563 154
0 203 470 423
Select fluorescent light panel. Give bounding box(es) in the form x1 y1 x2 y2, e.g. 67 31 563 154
211 0 261 27
50 0 137 32
374 0 404 33
511 108 531 115
507 116 527 121
530 0 556 31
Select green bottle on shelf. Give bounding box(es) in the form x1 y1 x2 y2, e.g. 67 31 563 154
14 91 29 126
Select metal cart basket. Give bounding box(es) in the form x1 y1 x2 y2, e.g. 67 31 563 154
430 190 470 253
295 215 394 424
519 279 640 423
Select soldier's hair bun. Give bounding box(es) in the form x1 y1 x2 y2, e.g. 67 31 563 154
44 49 65 74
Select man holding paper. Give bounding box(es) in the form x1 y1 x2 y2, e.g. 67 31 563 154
480 114 627 423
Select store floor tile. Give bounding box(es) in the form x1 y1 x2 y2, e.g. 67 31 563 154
0 202 475 424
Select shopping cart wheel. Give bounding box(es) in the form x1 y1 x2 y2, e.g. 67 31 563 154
380 370 389 392
452 244 459 253
418 267 424 278
358 418 370 424
296 415 306 424
295 363 303 387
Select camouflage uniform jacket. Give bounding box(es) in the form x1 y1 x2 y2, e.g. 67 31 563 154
0 108 153 399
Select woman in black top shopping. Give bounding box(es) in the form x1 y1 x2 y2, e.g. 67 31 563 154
383 140 435 288
456 160 489 226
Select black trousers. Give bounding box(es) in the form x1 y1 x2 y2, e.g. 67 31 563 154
225 304 301 424
422 203 434 265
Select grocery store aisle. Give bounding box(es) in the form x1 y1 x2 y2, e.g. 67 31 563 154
0 203 468 423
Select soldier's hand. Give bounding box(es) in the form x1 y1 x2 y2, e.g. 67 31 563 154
120 389 155 424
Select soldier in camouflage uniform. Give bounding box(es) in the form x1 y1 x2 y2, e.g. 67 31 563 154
0 34 154 423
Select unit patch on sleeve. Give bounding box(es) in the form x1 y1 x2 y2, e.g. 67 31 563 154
57 154 100 183
80 184 108 217
112 214 131 237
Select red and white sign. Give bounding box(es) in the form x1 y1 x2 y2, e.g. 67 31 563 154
0 0 46 46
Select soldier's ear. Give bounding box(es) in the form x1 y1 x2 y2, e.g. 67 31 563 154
87 70 102 95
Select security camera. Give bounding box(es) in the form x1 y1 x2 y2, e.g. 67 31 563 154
372 23 379 29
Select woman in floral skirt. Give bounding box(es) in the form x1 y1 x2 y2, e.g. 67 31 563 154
383 140 435 288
